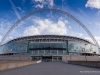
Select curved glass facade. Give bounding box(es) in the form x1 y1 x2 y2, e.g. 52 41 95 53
28 42 68 55
0 42 28 54
0 41 99 55
68 41 99 54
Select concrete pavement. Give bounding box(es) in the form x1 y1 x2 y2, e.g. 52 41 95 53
0 62 100 75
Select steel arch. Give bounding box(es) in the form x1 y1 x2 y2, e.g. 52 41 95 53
0 9 99 48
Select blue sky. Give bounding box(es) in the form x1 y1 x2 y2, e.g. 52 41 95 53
0 0 100 45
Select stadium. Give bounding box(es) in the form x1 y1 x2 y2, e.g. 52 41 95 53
0 35 99 62
0 9 99 62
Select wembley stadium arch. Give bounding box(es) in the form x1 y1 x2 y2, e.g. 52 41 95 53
0 9 99 61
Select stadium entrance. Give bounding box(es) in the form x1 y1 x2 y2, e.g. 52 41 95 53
32 56 62 62
42 56 52 62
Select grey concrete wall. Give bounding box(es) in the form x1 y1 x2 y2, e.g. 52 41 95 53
62 55 100 68
0 55 31 61
0 61 36 71
62 55 100 61
68 61 100 68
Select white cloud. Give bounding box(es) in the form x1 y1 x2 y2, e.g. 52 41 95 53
0 35 2 42
17 7 22 11
0 19 20 44
9 36 13 40
48 0 54 7
24 18 68 36
24 26 40 36
85 37 93 43
34 0 44 2
68 26 71 29
95 22 100 27
78 8 90 19
32 0 54 8
78 33 83 37
85 37 100 54
85 0 100 9
0 19 13 35
69 32 84 37
35 4 44 8
86 36 100 46
95 36 100 45
17 7 25 13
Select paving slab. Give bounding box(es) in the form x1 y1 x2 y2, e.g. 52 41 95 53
0 62 100 75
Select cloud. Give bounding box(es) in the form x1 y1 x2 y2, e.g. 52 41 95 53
24 26 40 36
85 36 100 54
17 7 25 13
68 26 71 29
86 36 100 46
0 19 13 35
0 19 19 44
78 8 90 19
69 31 84 37
95 36 100 47
10 0 21 19
23 18 68 36
49 0 54 7
22 0 25 3
35 4 44 8
95 22 100 28
32 0 54 8
34 0 44 2
95 36 100 45
0 35 2 42
85 0 100 9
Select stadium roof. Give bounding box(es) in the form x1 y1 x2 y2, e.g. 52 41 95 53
7 35 93 44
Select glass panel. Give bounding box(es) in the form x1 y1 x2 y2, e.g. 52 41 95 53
68 41 99 54
0 41 99 55
39 50 44 54
2 42 28 54
58 50 63 55
29 43 33 48
51 50 57 54
25 42 68 55
63 50 67 54
30 42 67 50
45 50 50 54
0 45 5 54
33 50 38 55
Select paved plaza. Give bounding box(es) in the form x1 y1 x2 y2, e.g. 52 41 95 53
0 62 100 75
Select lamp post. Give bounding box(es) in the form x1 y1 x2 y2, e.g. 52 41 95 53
84 44 87 61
